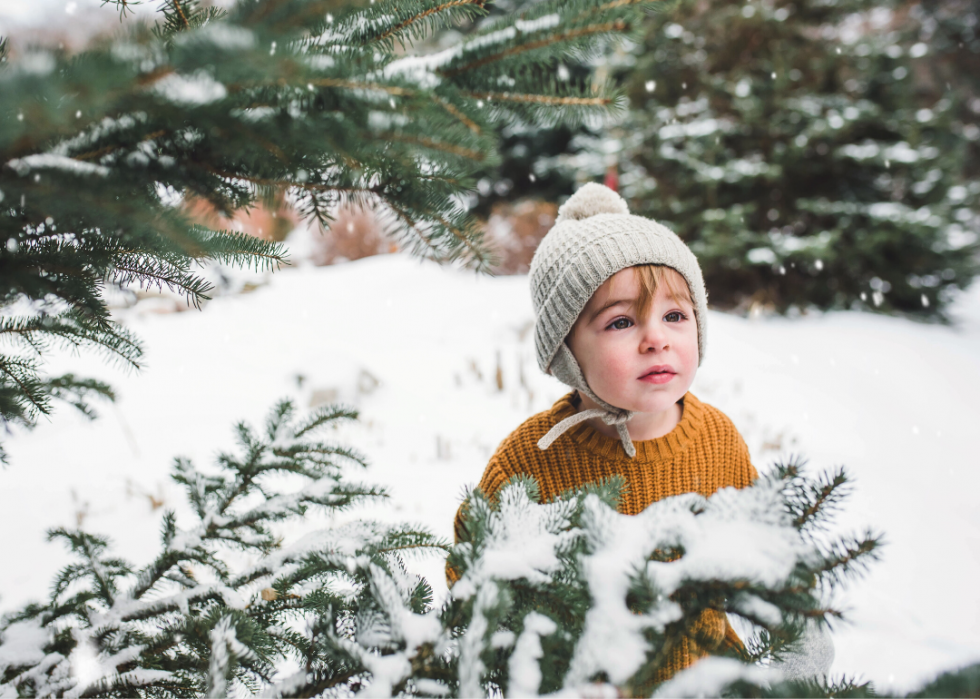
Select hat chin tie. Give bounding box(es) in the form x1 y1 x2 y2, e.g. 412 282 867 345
536 344 637 458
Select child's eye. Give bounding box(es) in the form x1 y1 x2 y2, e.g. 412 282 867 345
664 311 687 323
607 317 633 330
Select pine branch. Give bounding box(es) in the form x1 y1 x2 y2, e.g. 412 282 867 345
816 532 883 588
4 430 888 697
432 212 494 267
463 90 614 106
187 227 289 272
440 21 630 77
0 313 142 369
292 404 359 439
172 0 191 28
227 77 418 97
97 0 144 19
435 95 483 134
372 1 488 45
73 130 169 163
44 374 115 420
376 197 455 264
796 467 852 532
382 132 485 161
573 0 657 21
0 355 50 420
48 529 130 607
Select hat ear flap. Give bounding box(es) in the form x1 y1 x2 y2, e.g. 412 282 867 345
550 343 621 414
549 342 587 394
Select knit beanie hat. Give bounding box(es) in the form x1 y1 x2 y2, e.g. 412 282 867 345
528 182 709 458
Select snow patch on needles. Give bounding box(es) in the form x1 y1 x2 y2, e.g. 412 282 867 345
209 616 255 698
6 154 110 178
509 612 558 697
734 594 784 626
653 657 778 697
383 13 560 88
177 23 256 50
153 70 227 105
659 117 733 140
368 563 442 651
0 620 48 672
382 49 456 89
566 494 688 686
251 521 383 577
515 14 561 33
452 483 576 600
653 481 808 591
10 51 55 77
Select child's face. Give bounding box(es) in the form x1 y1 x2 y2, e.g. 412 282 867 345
566 267 699 416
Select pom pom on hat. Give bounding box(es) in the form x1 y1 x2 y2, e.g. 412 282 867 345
555 181 630 223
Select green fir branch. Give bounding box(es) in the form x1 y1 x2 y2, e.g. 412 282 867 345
364 1 490 49
185 227 290 272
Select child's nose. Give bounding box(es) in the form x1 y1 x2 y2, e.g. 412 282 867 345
639 320 669 352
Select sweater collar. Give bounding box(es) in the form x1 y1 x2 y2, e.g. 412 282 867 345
551 391 705 462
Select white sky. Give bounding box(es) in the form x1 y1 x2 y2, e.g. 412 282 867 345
0 0 155 50
0 0 233 49
0 0 156 28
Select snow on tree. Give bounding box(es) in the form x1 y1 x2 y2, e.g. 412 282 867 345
545 0 980 318
0 397 899 698
0 400 427 696
0 0 653 462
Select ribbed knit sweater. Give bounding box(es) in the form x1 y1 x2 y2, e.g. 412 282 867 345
451 390 758 684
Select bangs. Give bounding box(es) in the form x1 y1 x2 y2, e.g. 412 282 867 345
630 265 693 320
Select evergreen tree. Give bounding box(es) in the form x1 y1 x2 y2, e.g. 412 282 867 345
0 399 890 698
0 0 653 461
916 0 980 182
0 399 437 697
548 0 980 317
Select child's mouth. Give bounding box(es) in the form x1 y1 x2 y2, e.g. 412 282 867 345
639 368 676 384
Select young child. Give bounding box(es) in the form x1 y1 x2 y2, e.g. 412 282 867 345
452 182 759 682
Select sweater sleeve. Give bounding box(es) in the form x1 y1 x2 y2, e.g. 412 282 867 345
734 429 759 487
709 402 757 488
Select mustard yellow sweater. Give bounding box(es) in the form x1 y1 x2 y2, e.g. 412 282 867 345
451 391 758 684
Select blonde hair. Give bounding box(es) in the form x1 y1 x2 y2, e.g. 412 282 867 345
630 265 693 320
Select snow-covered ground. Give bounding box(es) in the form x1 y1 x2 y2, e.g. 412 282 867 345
2 229 979 694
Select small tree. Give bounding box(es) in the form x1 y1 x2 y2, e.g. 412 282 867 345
0 399 896 698
0 399 437 696
0 0 653 461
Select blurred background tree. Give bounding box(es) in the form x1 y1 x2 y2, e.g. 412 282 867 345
480 0 980 318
